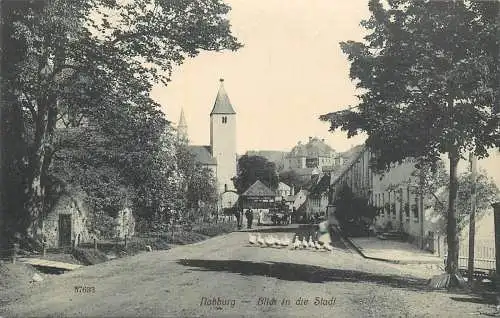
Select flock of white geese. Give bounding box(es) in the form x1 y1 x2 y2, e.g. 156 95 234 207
248 233 334 251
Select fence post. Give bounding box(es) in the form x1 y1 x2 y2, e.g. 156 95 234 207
433 235 439 256
492 202 500 306
93 238 97 251
42 240 46 257
12 243 19 264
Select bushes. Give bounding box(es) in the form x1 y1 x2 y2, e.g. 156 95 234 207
334 184 378 237
193 222 237 237
87 211 119 240
72 248 108 265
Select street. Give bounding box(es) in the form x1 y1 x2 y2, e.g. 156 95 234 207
1 225 496 317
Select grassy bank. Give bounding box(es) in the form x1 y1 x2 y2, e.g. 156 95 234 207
74 220 238 264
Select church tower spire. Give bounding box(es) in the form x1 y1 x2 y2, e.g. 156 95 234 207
210 78 237 193
177 108 188 141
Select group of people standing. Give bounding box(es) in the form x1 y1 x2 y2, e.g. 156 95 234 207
234 208 256 229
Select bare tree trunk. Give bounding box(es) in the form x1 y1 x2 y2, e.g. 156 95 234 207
26 98 57 237
446 149 460 279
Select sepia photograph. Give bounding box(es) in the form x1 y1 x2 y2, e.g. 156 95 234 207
1 0 499 317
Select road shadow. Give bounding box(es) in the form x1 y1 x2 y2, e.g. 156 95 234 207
450 296 496 305
177 258 428 291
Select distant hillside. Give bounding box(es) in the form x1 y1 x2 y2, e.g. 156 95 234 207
245 150 287 170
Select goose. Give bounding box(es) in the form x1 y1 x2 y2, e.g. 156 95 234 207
281 235 290 247
308 236 315 248
314 241 321 250
249 233 257 245
277 235 284 247
273 235 281 247
257 233 265 246
293 236 301 249
301 236 309 249
324 243 333 251
268 235 276 247
265 235 274 247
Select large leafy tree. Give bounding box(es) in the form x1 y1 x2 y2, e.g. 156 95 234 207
432 169 500 234
176 142 218 220
320 0 499 286
233 155 279 194
391 160 499 233
1 0 241 242
279 169 308 190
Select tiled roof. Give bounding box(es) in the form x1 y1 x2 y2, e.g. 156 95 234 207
210 79 236 115
188 145 217 165
287 137 335 158
242 180 276 197
331 145 367 185
340 144 364 159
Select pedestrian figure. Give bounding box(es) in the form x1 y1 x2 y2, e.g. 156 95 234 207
234 208 242 229
246 209 253 229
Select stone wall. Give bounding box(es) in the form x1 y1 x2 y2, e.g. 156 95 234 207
41 189 137 247
42 192 91 248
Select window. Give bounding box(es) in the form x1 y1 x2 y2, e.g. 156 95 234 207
222 116 228 124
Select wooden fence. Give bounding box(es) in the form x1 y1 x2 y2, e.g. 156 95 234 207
457 240 496 270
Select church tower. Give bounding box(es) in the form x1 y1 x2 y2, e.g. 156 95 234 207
177 108 188 142
210 78 237 194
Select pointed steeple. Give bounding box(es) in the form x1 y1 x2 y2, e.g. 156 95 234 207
179 108 187 127
177 108 188 141
210 78 236 115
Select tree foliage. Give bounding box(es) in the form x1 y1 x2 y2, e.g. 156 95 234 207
334 184 378 236
393 160 499 233
176 142 218 218
1 0 241 242
279 169 308 190
431 168 500 234
233 155 279 194
320 0 499 278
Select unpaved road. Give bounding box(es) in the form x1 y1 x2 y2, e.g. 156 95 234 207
1 225 497 317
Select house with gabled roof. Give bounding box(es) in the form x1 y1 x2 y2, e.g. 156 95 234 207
306 173 331 220
241 180 276 206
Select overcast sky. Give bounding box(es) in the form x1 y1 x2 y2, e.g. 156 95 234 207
151 0 370 153
150 0 499 187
